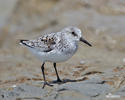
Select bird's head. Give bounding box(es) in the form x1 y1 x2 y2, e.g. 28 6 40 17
62 26 92 47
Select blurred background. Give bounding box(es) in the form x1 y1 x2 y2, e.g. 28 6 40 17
0 0 125 99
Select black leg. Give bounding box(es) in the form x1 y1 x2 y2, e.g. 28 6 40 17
41 62 53 88
53 63 62 82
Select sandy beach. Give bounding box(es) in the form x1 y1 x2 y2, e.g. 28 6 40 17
0 0 125 100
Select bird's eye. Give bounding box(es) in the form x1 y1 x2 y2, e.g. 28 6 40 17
71 32 77 36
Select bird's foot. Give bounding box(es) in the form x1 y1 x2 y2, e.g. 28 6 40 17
52 78 63 84
57 78 63 83
42 81 53 89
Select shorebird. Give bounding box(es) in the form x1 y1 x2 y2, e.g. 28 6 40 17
20 26 92 88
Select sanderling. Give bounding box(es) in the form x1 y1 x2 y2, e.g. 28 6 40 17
20 26 92 88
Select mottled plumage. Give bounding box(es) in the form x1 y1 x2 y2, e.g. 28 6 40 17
20 26 92 88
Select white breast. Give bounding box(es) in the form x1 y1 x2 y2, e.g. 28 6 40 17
28 43 78 63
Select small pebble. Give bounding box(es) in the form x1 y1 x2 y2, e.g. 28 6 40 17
11 84 17 88
80 60 85 65
122 58 125 62
106 93 120 98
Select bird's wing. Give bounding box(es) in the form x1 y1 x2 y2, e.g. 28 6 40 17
20 33 57 52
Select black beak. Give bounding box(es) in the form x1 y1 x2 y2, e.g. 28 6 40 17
80 37 92 47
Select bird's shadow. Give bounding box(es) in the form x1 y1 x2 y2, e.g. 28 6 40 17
50 77 88 85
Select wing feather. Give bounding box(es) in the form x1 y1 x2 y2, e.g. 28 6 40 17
20 33 57 52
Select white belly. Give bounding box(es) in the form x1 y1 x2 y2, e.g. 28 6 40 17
29 48 75 62
27 40 78 62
